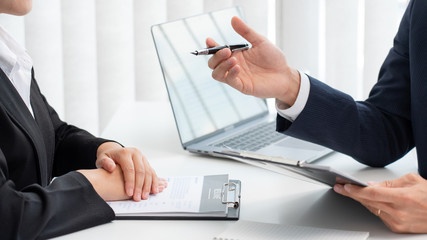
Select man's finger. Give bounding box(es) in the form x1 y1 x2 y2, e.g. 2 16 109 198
231 16 263 45
341 184 402 203
208 48 232 70
224 65 243 92
206 37 219 48
374 173 422 188
364 204 380 216
211 56 237 82
357 198 395 217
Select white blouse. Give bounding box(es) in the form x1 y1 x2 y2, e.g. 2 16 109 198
0 25 34 117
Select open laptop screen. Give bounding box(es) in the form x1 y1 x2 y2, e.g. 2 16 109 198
151 7 268 145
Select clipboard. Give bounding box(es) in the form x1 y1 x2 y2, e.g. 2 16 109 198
220 180 241 220
215 151 367 187
108 175 241 220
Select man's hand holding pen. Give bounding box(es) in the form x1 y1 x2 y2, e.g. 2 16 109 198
204 16 301 108
191 43 249 55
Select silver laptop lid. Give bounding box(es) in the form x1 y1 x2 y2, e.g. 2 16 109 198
151 7 268 148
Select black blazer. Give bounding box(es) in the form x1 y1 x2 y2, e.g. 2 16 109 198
277 0 427 177
0 68 114 239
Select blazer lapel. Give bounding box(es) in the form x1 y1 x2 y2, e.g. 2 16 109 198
0 69 48 186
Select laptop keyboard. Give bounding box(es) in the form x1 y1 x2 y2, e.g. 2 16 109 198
211 121 286 152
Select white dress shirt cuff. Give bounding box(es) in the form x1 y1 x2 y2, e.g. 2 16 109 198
275 71 310 122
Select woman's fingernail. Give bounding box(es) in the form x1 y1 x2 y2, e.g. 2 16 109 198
135 193 141 201
143 192 149 199
127 188 134 196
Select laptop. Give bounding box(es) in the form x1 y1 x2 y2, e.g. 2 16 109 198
151 7 332 163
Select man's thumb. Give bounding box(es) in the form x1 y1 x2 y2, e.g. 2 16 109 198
231 16 263 45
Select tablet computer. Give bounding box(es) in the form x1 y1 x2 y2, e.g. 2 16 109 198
214 151 367 187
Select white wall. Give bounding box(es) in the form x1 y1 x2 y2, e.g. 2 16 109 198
0 0 407 135
276 0 407 100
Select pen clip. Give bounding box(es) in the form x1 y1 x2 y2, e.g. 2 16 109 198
231 46 249 52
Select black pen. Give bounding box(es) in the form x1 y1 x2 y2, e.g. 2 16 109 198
190 43 249 56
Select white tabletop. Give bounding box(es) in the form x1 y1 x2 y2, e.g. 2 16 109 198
55 101 426 240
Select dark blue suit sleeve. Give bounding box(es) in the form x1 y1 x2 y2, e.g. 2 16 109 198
277 0 415 167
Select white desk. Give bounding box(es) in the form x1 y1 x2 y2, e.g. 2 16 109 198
56 101 425 240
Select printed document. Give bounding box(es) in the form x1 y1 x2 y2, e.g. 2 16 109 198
108 174 229 217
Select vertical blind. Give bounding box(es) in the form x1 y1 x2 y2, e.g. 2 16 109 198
0 0 407 135
276 0 408 99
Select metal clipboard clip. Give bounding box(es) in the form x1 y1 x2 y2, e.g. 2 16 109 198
221 182 240 208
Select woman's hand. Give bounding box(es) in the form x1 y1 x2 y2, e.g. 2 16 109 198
95 142 166 201
78 165 129 201
334 173 427 233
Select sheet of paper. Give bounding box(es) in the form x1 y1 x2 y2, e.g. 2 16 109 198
108 176 204 214
213 221 369 240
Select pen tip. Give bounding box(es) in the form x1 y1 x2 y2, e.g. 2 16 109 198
190 51 197 55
